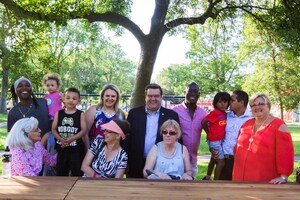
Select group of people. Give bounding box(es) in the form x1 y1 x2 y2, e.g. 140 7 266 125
5 75 295 184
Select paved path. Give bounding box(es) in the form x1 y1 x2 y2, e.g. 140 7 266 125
0 122 7 127
197 155 300 162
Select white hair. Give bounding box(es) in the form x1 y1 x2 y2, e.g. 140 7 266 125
5 117 39 151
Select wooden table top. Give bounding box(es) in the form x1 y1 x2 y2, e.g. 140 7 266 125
1 177 299 200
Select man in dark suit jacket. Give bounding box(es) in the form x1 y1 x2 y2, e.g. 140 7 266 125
125 83 179 178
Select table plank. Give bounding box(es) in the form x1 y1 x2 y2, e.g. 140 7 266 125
0 176 78 200
66 179 300 200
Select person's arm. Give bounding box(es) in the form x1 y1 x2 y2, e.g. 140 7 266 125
82 106 96 149
41 132 49 147
37 142 57 167
81 151 96 177
201 118 209 134
11 148 36 176
143 145 157 178
182 145 193 180
65 112 87 144
269 123 294 184
51 112 65 144
115 169 126 178
85 105 96 137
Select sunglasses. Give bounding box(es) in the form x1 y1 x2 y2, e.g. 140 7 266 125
162 130 177 136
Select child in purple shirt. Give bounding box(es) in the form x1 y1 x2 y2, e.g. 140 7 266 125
43 73 63 121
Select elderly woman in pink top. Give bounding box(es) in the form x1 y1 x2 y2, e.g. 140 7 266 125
5 117 57 176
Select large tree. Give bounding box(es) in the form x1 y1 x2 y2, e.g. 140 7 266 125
0 0 293 108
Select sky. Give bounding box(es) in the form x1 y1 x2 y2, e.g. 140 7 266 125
108 1 190 79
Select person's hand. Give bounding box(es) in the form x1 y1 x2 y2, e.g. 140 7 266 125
210 148 219 159
182 173 193 180
269 176 287 184
155 172 172 180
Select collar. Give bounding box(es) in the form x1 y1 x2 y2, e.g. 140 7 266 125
145 106 161 115
228 108 252 118
182 102 198 110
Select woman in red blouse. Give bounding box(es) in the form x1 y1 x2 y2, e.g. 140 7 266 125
233 93 294 184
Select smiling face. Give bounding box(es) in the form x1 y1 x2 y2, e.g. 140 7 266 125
250 97 270 118
102 89 118 109
184 84 200 105
45 79 59 94
162 125 179 145
16 80 33 101
145 88 162 112
27 127 41 142
104 129 119 143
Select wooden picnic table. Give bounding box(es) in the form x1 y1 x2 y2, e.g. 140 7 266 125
0 176 299 199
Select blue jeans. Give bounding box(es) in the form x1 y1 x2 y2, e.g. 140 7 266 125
208 140 224 159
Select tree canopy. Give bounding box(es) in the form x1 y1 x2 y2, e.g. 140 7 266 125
2 0 296 108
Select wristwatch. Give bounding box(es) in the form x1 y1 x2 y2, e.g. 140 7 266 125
281 175 287 182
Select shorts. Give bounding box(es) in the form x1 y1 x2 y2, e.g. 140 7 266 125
208 140 224 159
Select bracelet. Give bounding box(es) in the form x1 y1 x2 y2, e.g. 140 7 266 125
281 175 287 182
93 171 97 178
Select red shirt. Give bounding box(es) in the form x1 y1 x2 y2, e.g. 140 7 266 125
205 109 226 141
233 118 294 182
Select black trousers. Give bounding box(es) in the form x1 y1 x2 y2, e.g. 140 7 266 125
56 146 84 176
220 155 234 180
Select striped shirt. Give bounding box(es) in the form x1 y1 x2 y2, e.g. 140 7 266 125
90 139 128 178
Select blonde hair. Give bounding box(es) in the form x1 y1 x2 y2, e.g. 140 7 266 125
5 117 39 151
42 73 61 88
249 93 271 109
160 119 182 138
98 84 120 109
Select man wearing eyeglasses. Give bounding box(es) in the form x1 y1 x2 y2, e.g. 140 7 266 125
124 83 179 178
220 90 252 180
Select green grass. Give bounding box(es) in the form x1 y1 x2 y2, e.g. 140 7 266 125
197 124 300 182
0 113 7 123
0 111 299 182
199 125 300 156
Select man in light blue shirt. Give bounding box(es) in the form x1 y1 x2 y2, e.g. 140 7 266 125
220 90 252 180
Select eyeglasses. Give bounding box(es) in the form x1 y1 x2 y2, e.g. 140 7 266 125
162 130 177 136
105 129 117 134
250 102 267 108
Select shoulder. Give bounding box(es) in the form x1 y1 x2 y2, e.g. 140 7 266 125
128 106 145 116
36 98 48 107
161 107 178 115
172 104 184 111
34 141 44 150
271 117 289 132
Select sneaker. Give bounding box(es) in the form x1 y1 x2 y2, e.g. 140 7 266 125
202 175 211 180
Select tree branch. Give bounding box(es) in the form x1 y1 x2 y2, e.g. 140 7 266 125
0 0 146 45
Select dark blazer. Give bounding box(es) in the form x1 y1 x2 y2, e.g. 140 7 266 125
124 106 179 178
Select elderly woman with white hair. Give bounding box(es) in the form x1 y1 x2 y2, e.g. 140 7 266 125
5 117 57 176
143 119 193 180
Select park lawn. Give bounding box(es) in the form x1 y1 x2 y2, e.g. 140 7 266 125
199 125 300 155
0 113 7 123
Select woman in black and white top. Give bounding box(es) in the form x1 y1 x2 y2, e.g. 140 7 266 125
81 119 130 178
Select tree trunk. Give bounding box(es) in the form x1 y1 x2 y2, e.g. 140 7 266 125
0 63 9 113
279 96 284 120
130 36 163 108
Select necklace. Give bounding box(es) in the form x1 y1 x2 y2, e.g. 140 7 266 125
103 109 116 118
18 103 33 118
248 115 269 150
